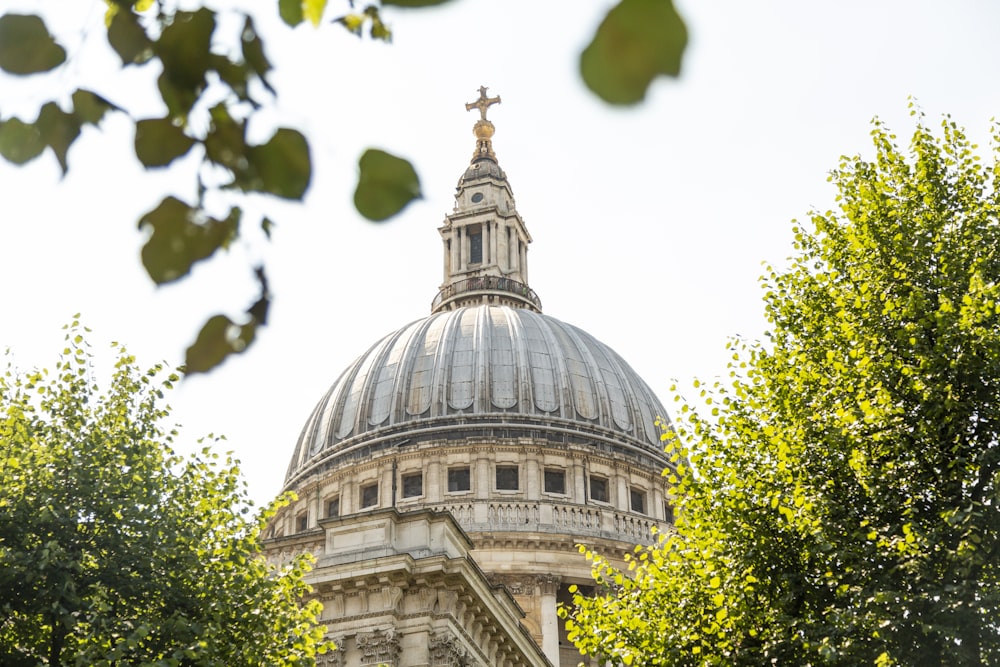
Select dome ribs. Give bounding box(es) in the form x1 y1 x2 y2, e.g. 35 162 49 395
447 308 478 412
404 314 444 417
287 306 672 483
546 319 599 421
519 312 559 414
489 307 518 410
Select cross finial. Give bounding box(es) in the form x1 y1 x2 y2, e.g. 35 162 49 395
465 86 501 121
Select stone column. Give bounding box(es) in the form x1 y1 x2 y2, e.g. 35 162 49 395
484 222 491 264
539 575 561 665
459 227 466 272
490 221 499 269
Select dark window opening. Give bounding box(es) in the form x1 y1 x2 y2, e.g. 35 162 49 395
296 513 308 532
496 465 519 491
589 476 608 503
402 473 423 498
361 483 378 508
664 502 674 523
544 468 566 494
469 230 483 264
327 497 340 518
630 488 646 514
448 467 471 492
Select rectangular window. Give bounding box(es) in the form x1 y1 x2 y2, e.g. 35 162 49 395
402 473 423 498
664 502 674 523
448 467 471 492
360 482 379 508
496 465 519 491
296 513 308 532
327 497 340 518
544 468 566 494
469 230 483 264
589 475 608 503
630 488 646 514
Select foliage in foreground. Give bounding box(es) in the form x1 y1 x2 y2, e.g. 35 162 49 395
0 0 687 374
0 323 331 667
562 112 1000 665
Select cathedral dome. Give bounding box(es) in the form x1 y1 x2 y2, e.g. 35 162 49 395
285 305 668 486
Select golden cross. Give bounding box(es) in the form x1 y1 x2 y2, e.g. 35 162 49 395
465 86 501 121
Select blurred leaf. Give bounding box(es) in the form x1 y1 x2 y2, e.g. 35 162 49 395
580 0 688 105
185 268 269 375
155 9 215 119
134 118 195 168
210 53 251 102
241 17 274 94
205 103 248 172
366 6 392 41
37 102 82 174
304 0 328 26
0 118 45 165
107 10 153 65
261 217 275 240
336 13 365 37
247 129 311 199
279 0 304 27
0 14 66 75
184 315 257 375
138 197 240 284
72 89 116 125
354 148 421 221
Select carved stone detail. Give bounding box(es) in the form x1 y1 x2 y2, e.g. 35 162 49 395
356 628 401 666
315 640 346 667
430 630 469 667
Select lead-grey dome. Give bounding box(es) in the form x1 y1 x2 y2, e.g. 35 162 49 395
285 305 668 485
461 158 506 183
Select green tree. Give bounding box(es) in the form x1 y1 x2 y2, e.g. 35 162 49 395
0 321 332 666
0 0 686 374
562 111 1000 665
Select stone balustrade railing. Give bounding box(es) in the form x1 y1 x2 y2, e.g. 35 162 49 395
430 499 661 545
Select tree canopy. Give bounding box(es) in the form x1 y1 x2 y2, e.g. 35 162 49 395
0 321 331 666
562 110 1000 665
0 0 687 374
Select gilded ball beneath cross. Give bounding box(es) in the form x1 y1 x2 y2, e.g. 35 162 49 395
473 119 495 140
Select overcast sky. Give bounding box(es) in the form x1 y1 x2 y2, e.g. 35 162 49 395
3 1 1000 505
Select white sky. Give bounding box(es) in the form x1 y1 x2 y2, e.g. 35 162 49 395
2 0 1000 506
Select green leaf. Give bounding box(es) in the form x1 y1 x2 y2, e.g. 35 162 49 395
155 9 216 119
134 118 195 168
72 89 116 125
0 118 45 165
354 148 422 221
0 14 66 75
580 0 688 105
247 129 311 199
184 315 258 375
279 0 304 27
204 103 248 172
240 17 274 94
138 198 240 284
107 10 154 66
304 0 328 26
209 54 251 102
186 269 268 375
36 102 82 175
